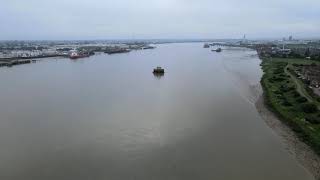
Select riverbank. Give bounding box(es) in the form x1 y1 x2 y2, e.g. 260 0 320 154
256 95 320 179
256 57 320 179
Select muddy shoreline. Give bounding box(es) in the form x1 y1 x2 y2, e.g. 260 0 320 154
255 95 320 180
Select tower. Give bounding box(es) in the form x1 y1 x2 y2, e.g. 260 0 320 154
289 35 293 41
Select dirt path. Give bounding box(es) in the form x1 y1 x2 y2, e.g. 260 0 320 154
284 64 314 102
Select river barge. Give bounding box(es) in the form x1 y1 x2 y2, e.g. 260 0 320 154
212 48 222 52
153 67 165 74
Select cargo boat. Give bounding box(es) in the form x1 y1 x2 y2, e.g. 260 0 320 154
69 52 90 59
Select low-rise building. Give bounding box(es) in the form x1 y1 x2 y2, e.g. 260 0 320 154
301 65 320 88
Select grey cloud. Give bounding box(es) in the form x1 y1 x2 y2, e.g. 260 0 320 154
0 0 319 40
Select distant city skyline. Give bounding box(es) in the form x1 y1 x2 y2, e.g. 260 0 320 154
1 0 320 40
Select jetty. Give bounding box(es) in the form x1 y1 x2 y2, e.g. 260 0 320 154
0 60 31 67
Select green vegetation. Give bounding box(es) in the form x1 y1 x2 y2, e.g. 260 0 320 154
261 57 320 155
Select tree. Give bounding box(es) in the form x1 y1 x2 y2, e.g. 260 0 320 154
296 96 308 103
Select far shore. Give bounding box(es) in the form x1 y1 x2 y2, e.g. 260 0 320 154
255 94 320 179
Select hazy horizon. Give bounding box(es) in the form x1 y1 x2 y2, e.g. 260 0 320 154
1 0 320 40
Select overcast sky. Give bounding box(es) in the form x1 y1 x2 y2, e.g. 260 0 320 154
1 0 319 40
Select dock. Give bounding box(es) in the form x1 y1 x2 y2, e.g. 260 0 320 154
0 60 31 67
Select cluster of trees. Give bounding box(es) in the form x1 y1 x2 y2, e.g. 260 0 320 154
289 51 303 58
289 48 320 61
56 48 72 52
310 55 320 61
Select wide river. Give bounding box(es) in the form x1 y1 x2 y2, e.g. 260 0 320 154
0 43 314 180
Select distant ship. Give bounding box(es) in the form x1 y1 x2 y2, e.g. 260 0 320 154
69 52 90 59
142 45 156 50
212 48 222 52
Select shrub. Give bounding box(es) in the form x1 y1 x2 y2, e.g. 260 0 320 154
292 91 300 98
272 76 285 82
276 94 285 100
280 85 294 92
282 100 292 106
296 96 308 103
301 103 318 113
274 69 283 74
274 90 282 95
268 78 274 83
305 116 320 124
288 86 295 91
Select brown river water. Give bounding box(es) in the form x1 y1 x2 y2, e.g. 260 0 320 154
0 43 314 180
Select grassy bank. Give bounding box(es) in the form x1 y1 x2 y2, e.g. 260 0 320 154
260 57 320 155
